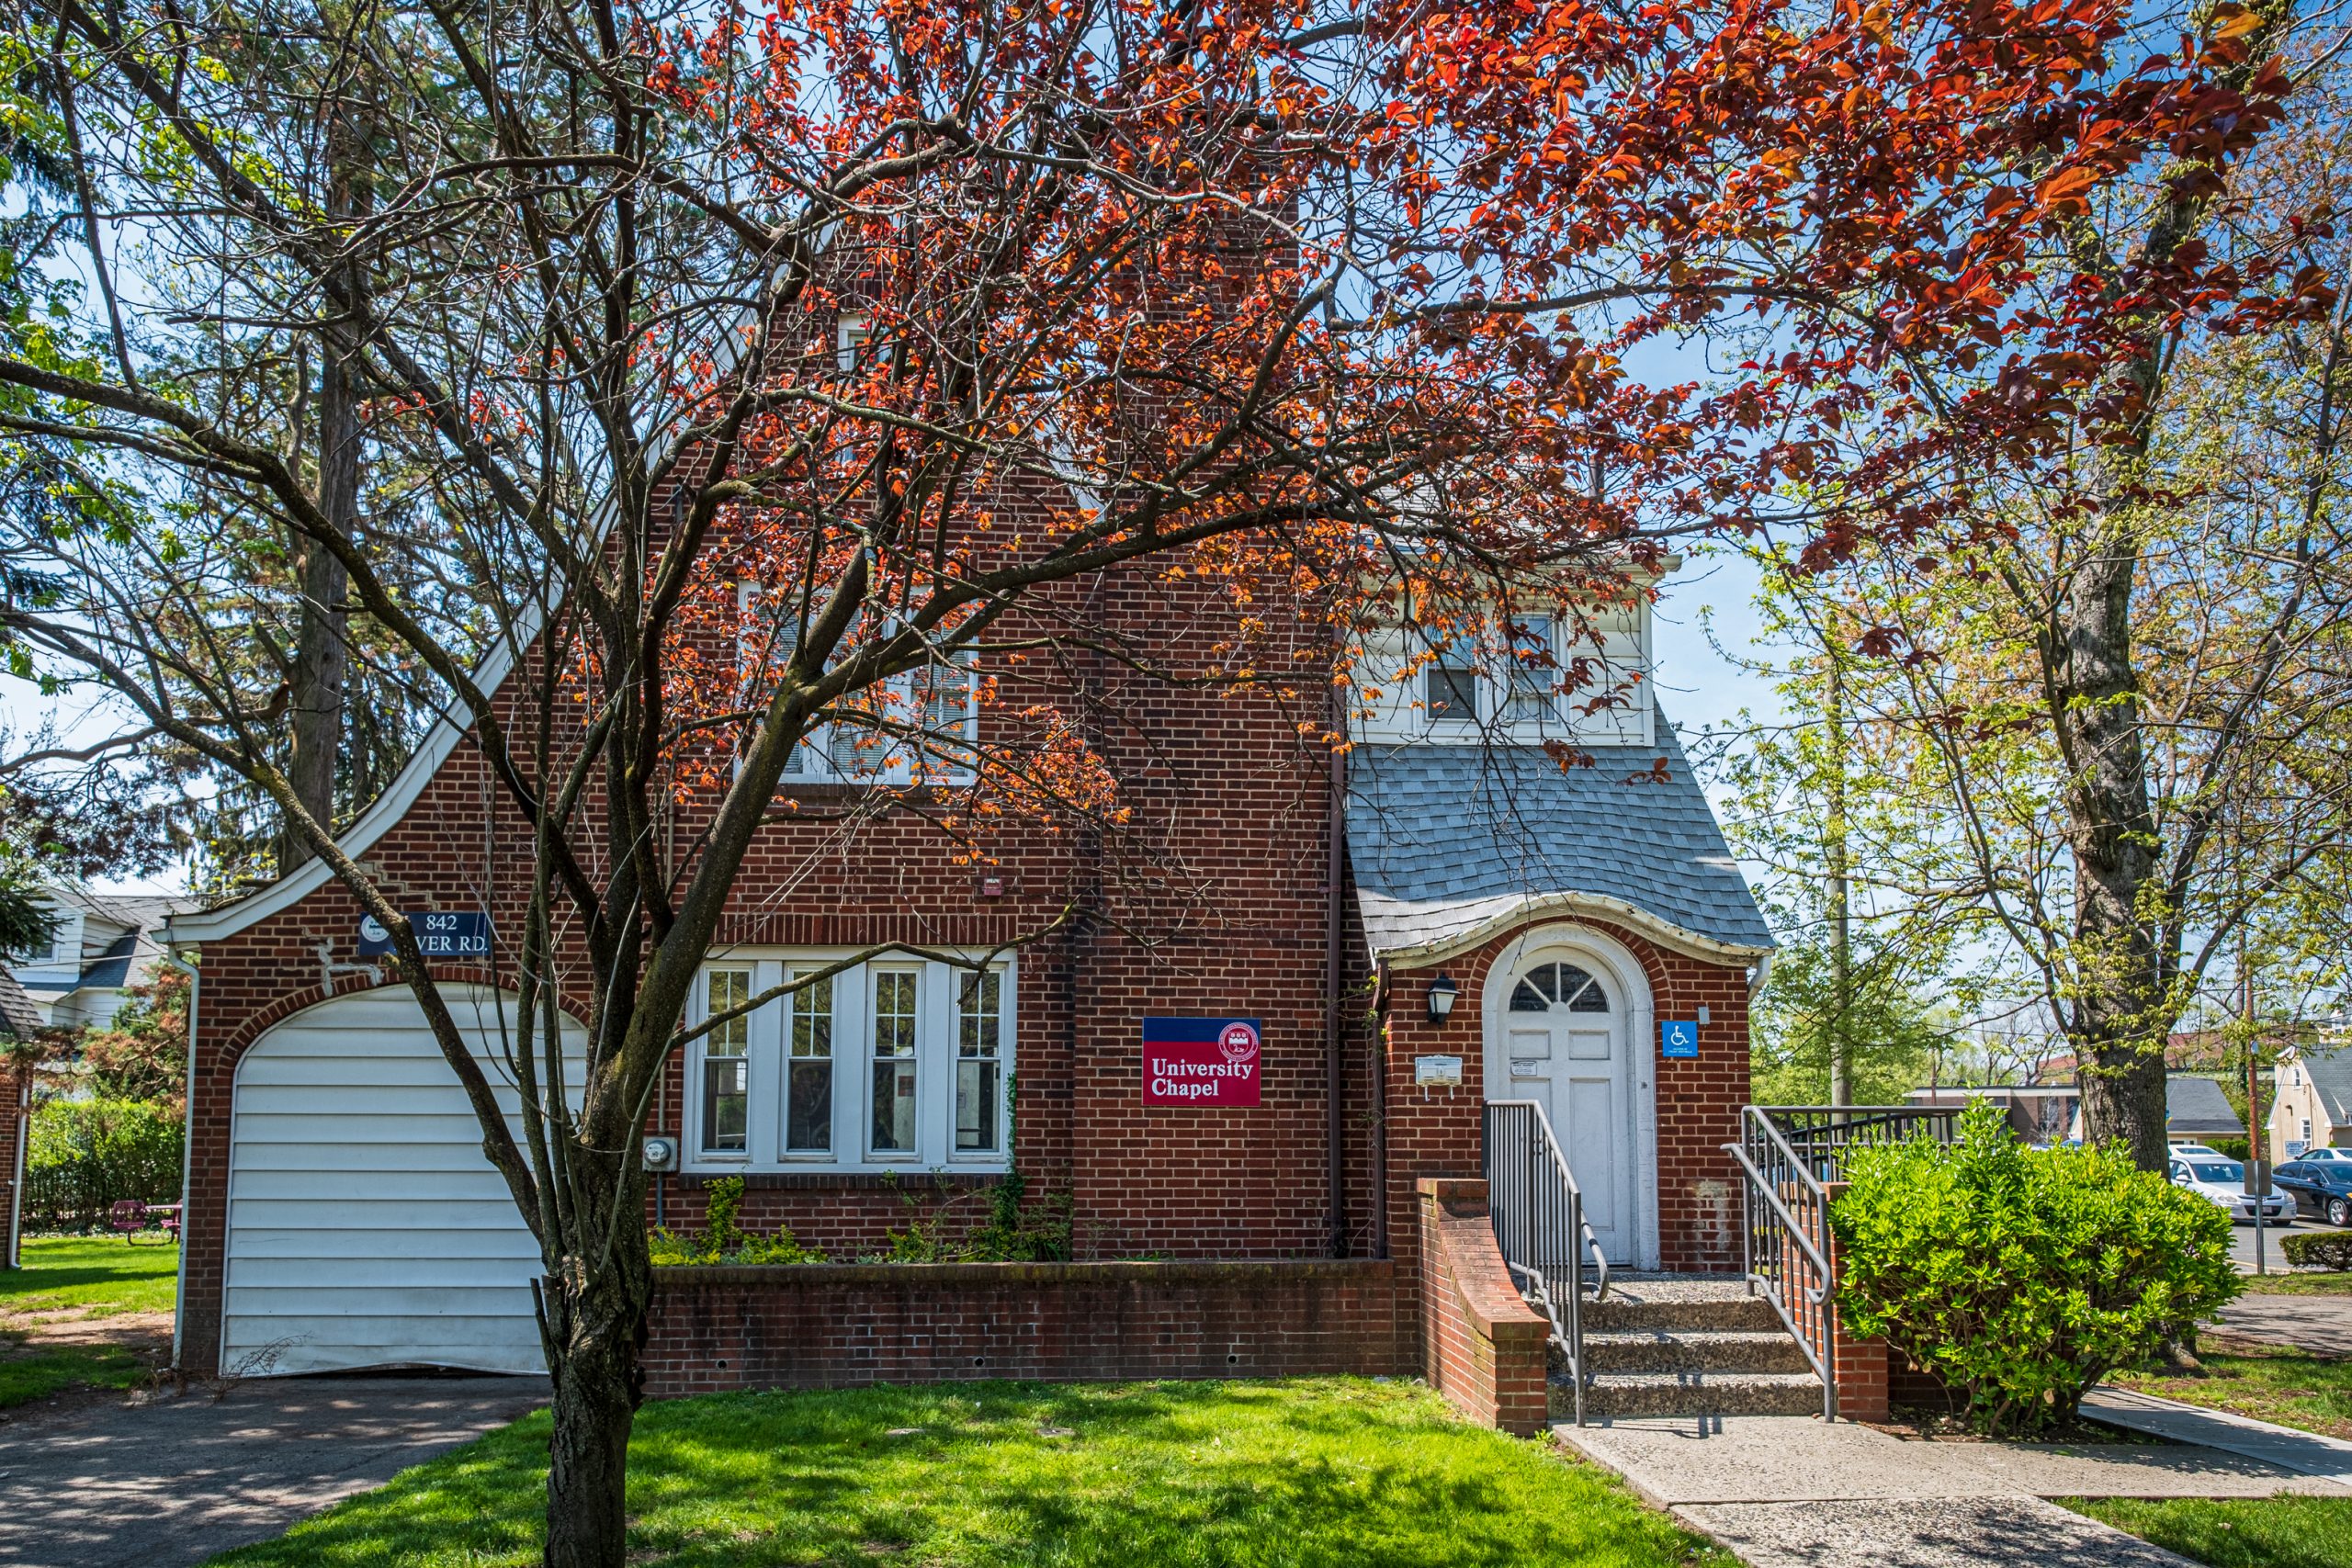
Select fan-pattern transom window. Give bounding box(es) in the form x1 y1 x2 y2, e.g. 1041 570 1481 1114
1510 962 1610 1013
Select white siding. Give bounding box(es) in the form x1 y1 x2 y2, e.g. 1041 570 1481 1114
1351 604 1653 746
223 987 583 1376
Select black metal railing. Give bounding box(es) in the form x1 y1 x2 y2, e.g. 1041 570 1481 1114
1483 1099 1611 1426
1753 1105 1961 1182
1726 1105 1961 1422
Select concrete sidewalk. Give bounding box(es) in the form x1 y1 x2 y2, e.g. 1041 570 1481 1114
1558 1411 2347 1568
0 1374 548 1568
2083 1386 2352 1484
2211 1291 2352 1358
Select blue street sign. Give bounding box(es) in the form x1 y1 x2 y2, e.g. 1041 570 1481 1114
1659 1019 1700 1058
358 910 492 958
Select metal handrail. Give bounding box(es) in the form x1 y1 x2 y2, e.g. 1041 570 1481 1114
1483 1099 1610 1426
1729 1104 1963 1423
1724 1132 1836 1417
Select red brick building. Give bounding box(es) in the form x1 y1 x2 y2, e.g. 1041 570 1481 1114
164 563 1770 1389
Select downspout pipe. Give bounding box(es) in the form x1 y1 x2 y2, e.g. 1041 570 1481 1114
158 945 200 1375
1325 734 1347 1258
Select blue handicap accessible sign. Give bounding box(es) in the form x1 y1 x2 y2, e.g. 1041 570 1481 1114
1659 1019 1700 1058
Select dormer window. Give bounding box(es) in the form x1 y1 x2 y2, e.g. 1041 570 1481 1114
1357 599 1654 747
1425 643 1480 726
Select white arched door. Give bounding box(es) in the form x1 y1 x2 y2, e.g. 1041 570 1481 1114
1498 955 1637 1262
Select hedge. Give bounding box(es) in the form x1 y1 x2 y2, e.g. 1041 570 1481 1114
1832 1101 2240 1435
2280 1231 2352 1271
22 1096 184 1233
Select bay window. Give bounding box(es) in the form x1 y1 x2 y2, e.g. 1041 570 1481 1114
683 952 1014 1171
784 971 833 1153
869 968 921 1156
956 969 1003 1153
699 968 752 1156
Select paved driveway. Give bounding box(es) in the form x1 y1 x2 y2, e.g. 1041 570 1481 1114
0 1375 548 1568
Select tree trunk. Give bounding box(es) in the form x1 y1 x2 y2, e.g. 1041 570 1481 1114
282 347 355 871
1825 645 1853 1108
281 139 366 873
539 1229 651 1568
2058 537 2173 1170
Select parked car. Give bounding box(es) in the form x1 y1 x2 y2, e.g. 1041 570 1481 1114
2273 1157 2352 1227
2169 1143 2228 1158
2168 1156 2295 1224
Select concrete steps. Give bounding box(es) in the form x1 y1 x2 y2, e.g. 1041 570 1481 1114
1548 1274 1825 1422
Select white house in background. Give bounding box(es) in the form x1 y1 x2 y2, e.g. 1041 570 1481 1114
2269 1043 2352 1162
9 886 199 1029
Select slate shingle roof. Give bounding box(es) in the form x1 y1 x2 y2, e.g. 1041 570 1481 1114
2163 1074 2247 1139
1344 705 1773 962
2299 1045 2352 1128
0 965 43 1039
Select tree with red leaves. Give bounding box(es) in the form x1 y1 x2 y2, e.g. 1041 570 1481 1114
0 0 2318 1557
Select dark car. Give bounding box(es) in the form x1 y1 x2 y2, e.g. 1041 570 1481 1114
2273 1157 2352 1227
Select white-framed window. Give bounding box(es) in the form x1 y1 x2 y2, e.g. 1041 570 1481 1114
735 589 978 786
868 966 922 1156
698 968 752 1156
838 315 870 373
956 968 1004 1153
1355 602 1654 747
784 970 834 1154
683 951 1014 1172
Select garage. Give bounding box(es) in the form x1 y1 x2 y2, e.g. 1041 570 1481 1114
223 986 581 1376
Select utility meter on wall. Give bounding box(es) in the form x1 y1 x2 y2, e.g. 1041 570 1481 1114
641 1135 679 1174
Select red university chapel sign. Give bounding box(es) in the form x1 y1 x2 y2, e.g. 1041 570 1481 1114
1141 1017 1262 1107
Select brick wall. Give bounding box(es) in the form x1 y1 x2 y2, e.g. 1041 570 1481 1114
1819 1181 1890 1423
640 1258 1402 1396
1415 1178 1548 1436
172 556 1399 1375
2 1061 23 1269
1379 917 1754 1292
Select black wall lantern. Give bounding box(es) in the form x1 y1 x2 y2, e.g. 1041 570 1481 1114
1426 974 1459 1026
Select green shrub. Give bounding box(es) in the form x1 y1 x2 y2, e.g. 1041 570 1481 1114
2281 1232 2352 1270
23 1096 184 1232
649 1176 822 1266
1831 1101 2240 1435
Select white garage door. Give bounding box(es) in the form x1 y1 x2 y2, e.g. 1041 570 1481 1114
224 986 582 1376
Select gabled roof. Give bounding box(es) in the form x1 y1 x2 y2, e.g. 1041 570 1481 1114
0 965 41 1038
2296 1044 2352 1128
1344 704 1773 965
2163 1074 2245 1139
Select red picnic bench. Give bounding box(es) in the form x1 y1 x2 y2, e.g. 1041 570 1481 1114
108 1200 180 1245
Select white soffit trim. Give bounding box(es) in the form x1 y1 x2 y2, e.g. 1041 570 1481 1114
166 627 530 943
1365 889 1770 971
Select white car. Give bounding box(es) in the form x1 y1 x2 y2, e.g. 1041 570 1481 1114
2169 1156 2295 1224
2169 1143 2227 1159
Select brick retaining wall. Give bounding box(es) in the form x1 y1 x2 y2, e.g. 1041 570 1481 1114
641 1258 1404 1397
1415 1178 1550 1436
1 1063 22 1269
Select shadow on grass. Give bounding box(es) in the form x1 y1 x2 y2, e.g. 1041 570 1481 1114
2 1237 180 1311
208 1378 1729 1568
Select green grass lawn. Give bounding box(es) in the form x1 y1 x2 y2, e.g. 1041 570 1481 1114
205 1379 1736 1568
2111 1342 2352 1442
3 1235 180 1316
2064 1497 2352 1568
0 1234 178 1407
2236 1271 2352 1298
